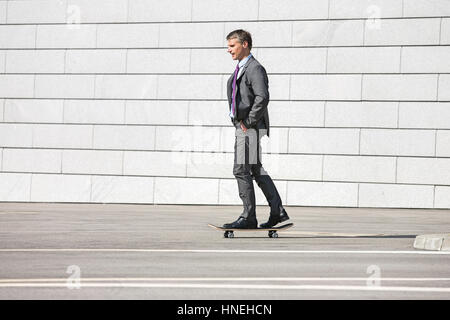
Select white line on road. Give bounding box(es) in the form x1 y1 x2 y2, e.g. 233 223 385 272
1 277 450 282
0 249 449 255
0 211 39 215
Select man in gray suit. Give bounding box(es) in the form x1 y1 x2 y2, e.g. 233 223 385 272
223 29 289 229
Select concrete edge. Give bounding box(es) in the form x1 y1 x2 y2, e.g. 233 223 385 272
413 234 450 251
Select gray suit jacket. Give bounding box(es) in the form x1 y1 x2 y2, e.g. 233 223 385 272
227 55 271 137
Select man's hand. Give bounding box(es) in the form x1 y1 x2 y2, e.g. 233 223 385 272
240 120 247 133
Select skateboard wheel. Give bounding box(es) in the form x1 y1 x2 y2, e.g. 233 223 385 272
224 231 234 238
269 231 278 238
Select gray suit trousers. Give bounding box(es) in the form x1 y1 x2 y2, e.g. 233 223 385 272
233 124 283 219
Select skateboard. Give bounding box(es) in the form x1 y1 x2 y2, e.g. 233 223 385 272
208 223 294 238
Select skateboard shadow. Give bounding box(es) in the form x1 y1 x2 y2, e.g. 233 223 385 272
224 234 417 239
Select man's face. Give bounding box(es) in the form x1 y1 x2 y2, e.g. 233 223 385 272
227 38 248 61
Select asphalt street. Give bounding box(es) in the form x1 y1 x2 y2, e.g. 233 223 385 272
0 202 449 299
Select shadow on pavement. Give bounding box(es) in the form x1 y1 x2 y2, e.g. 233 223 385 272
221 234 417 239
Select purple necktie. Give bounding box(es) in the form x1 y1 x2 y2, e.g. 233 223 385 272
231 64 240 117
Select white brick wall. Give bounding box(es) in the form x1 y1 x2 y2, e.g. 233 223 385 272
364 18 441 46
65 50 127 73
158 75 222 99
62 149 123 175
66 0 128 23
437 131 450 157
0 124 33 147
154 126 221 152
293 20 365 47
397 158 450 185
93 125 155 150
435 186 450 209
128 0 191 23
264 75 290 100
5 99 64 123
439 75 450 100
329 0 403 19
323 155 396 183
403 0 450 17
6 50 65 73
94 75 158 99
291 75 362 100
30 173 91 202
33 124 93 149
0 173 32 201
64 100 125 124
0 99 4 122
3 148 61 173
287 181 358 207
442 18 450 44
270 101 324 127
0 51 5 73
154 177 218 204
36 24 97 48
0 25 36 48
359 184 434 208
260 0 328 20
160 23 224 48
401 47 450 73
91 175 154 204
360 129 436 156
7 0 67 24
362 75 438 101
0 75 34 98
0 0 449 209
125 100 189 125
128 49 190 73
327 47 401 73
399 102 450 129
289 128 360 154
192 0 259 22
325 102 398 128
35 75 95 98
0 2 6 24
124 151 187 177
188 101 229 126
258 48 327 73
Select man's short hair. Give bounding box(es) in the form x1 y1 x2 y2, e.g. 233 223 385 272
226 29 252 50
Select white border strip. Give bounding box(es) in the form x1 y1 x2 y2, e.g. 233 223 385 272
0 249 449 255
0 282 449 293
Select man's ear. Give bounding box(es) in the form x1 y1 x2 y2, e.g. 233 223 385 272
242 41 248 49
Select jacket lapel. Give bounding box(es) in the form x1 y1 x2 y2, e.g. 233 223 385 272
228 55 255 108
237 55 254 80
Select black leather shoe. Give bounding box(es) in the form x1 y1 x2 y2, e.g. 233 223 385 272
223 217 257 229
259 209 290 228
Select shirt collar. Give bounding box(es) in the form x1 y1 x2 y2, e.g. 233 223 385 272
238 53 252 68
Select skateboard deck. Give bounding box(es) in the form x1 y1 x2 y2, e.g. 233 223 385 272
208 223 293 238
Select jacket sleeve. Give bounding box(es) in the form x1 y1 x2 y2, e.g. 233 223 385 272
243 64 269 129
